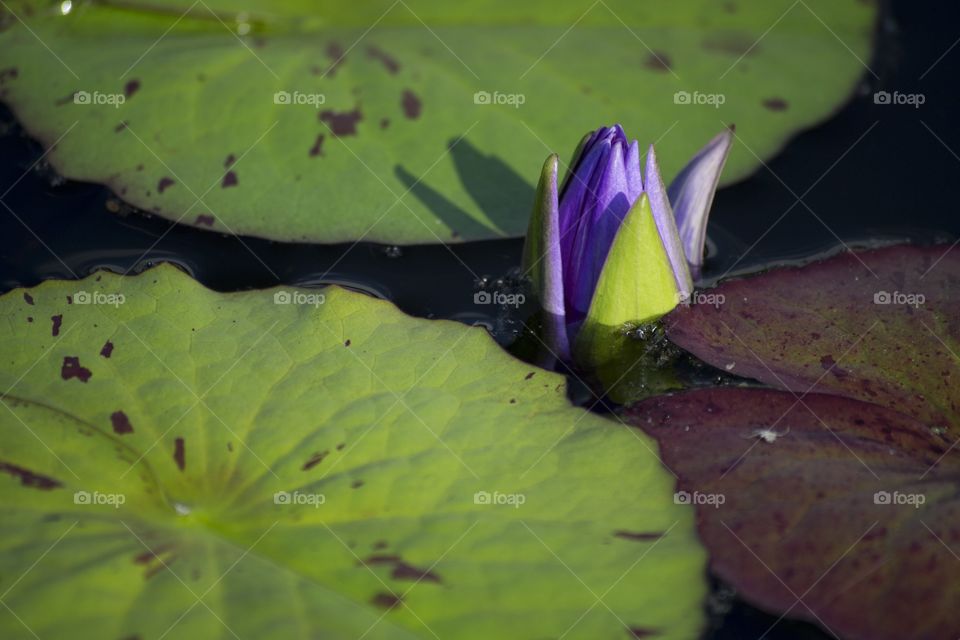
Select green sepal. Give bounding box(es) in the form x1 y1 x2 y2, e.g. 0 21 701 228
573 192 680 369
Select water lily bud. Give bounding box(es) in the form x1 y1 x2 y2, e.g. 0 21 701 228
523 123 731 367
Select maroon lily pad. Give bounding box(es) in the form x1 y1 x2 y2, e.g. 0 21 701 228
626 387 960 640
667 245 960 430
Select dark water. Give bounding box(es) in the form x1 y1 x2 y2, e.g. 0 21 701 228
1 1 958 638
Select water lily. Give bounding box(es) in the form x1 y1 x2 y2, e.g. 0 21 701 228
522 124 732 363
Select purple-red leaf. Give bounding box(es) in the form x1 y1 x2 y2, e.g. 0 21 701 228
667 245 960 430
627 387 960 640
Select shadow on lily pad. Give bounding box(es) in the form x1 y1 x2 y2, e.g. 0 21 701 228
395 138 534 241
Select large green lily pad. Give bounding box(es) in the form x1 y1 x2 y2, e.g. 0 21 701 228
0 264 705 639
0 0 876 243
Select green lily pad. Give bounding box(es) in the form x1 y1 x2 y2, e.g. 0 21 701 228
0 0 875 243
0 264 705 639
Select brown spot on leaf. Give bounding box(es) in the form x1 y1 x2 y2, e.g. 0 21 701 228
23 292 34 305
124 80 140 99
363 554 402 565
351 479 365 489
320 108 363 136
61 356 92 382
100 340 114 358
133 549 159 564
195 214 215 226
644 52 672 72
51 314 62 336
133 544 176 579
157 177 175 193
324 42 346 76
367 45 400 74
344 339 351 347
111 410 133 435
224 153 236 168
820 354 849 379
173 437 186 471
525 372 535 380
222 171 238 188
380 117 390 129
115 121 128 133
302 450 329 470
0 461 61 490
392 561 440 583
401 89 421 119
627 628 659 638
309 134 325 157
613 530 665 542
371 592 402 609
763 97 789 111
360 554 442 583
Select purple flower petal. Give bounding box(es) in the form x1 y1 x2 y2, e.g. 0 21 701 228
522 154 570 360
563 135 642 323
667 129 734 268
558 137 609 269
561 140 613 320
644 144 693 300
624 139 643 196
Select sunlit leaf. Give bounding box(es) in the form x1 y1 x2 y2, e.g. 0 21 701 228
0 0 876 242
0 264 705 639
